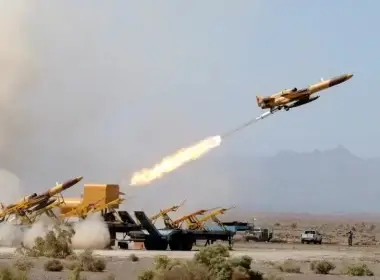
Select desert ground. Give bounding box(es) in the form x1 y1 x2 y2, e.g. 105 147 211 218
1 243 380 280
232 212 380 246
2 214 380 279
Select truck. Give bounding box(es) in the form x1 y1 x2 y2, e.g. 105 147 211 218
244 227 273 242
301 230 322 244
220 220 273 242
120 211 235 250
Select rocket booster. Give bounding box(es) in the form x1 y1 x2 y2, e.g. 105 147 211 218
222 110 277 139
41 176 83 197
5 176 83 210
255 110 274 120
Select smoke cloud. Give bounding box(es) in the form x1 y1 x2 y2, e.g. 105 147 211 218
0 2 259 215
22 220 48 248
0 169 24 205
0 2 34 156
0 213 110 249
72 213 110 249
0 223 23 247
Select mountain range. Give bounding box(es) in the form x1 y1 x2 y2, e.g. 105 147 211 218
126 145 380 216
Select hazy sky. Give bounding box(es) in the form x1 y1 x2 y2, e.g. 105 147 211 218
0 1 377 209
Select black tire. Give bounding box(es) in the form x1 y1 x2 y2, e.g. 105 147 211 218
168 233 194 251
144 237 168 251
182 234 195 251
158 240 168 250
168 238 182 251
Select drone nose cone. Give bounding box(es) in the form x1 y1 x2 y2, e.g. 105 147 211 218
329 74 353 87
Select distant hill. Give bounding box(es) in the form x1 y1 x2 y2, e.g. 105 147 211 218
216 146 380 214
124 146 380 216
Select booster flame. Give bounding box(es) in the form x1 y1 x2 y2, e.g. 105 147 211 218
130 135 222 186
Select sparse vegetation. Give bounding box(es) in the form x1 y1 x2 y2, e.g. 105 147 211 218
44 259 64 271
276 260 301 273
139 244 265 280
0 267 28 280
310 260 336 274
66 249 106 272
69 267 87 280
129 253 139 262
342 263 374 276
13 258 34 272
138 269 155 280
13 223 106 276
16 224 75 259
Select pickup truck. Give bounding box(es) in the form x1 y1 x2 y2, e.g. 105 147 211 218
301 230 322 244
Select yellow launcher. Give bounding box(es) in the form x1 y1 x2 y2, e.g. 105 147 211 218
26 197 64 224
188 206 236 230
59 183 125 220
150 200 186 224
171 207 219 229
59 198 82 217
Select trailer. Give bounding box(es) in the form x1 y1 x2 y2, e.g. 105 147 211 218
119 211 235 251
103 210 142 248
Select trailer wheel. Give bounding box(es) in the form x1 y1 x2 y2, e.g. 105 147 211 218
157 240 168 250
144 237 168 251
168 233 194 251
169 239 182 251
168 232 185 250
144 238 154 250
182 239 193 251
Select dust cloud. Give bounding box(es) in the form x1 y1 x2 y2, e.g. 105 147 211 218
22 221 48 248
0 1 32 199
0 2 258 214
0 223 23 247
72 213 110 249
0 169 24 205
0 213 110 249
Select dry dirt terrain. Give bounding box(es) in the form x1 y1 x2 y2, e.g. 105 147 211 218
2 214 380 280
231 212 380 246
1 245 380 280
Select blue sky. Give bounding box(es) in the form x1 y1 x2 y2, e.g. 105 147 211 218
95 0 378 158
0 1 378 200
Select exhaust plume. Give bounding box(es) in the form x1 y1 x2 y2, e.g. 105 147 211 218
130 135 222 186
0 169 24 205
22 220 48 248
0 223 23 247
72 213 110 249
0 2 34 155
0 2 258 213
22 213 57 247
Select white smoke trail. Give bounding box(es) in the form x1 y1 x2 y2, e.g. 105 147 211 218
130 135 222 186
